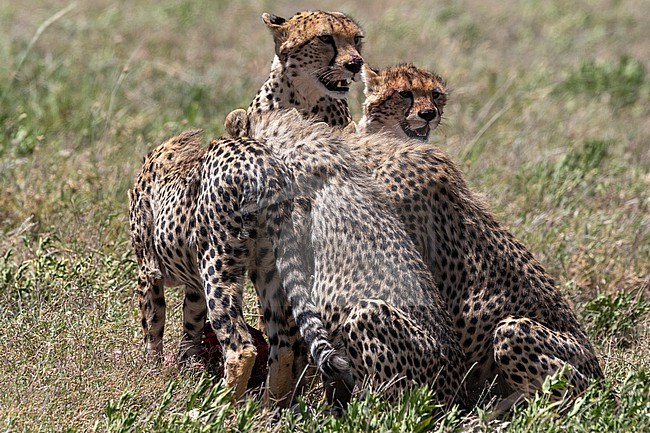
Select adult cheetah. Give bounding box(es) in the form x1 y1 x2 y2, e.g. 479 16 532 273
201 108 466 407
129 127 296 402
129 10 365 403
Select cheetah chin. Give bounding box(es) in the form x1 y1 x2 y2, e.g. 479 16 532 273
400 120 431 141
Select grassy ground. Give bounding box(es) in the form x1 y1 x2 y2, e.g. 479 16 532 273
1 0 648 431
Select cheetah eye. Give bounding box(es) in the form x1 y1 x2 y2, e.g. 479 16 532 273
432 91 444 101
398 90 413 99
318 35 335 45
354 35 364 45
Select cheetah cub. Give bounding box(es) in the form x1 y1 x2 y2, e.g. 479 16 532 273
358 63 447 141
348 127 604 403
208 108 466 408
346 63 601 404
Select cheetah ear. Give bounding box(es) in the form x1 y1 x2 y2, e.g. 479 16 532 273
262 13 288 49
343 121 358 134
362 64 381 96
262 13 286 26
224 109 249 138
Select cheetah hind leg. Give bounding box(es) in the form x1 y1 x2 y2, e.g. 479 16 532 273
493 316 602 401
340 299 464 406
196 217 257 400
248 237 296 407
129 188 167 359
177 283 207 363
201 268 257 400
135 267 166 358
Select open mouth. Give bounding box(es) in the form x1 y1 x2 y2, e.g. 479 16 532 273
402 123 431 141
321 78 350 93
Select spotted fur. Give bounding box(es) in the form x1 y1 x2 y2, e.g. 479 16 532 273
358 63 447 141
249 10 364 128
207 109 466 407
347 132 603 402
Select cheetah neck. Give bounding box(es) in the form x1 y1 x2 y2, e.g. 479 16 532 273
356 113 380 135
248 56 352 129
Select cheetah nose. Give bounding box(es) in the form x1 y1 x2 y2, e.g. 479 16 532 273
418 108 438 122
344 57 363 74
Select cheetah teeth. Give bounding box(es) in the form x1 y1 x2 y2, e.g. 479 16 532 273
403 123 431 140
323 79 350 92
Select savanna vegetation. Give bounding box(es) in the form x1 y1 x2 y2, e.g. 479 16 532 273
1 0 648 431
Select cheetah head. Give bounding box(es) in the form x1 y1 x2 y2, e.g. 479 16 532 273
263 11 364 100
360 63 447 141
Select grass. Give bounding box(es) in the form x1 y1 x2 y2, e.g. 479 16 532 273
0 0 648 431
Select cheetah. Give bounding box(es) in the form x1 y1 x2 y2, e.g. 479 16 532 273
128 130 206 361
249 11 364 128
196 10 365 401
128 10 366 403
346 63 601 403
200 108 466 407
129 128 296 401
358 63 448 141
345 131 604 403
